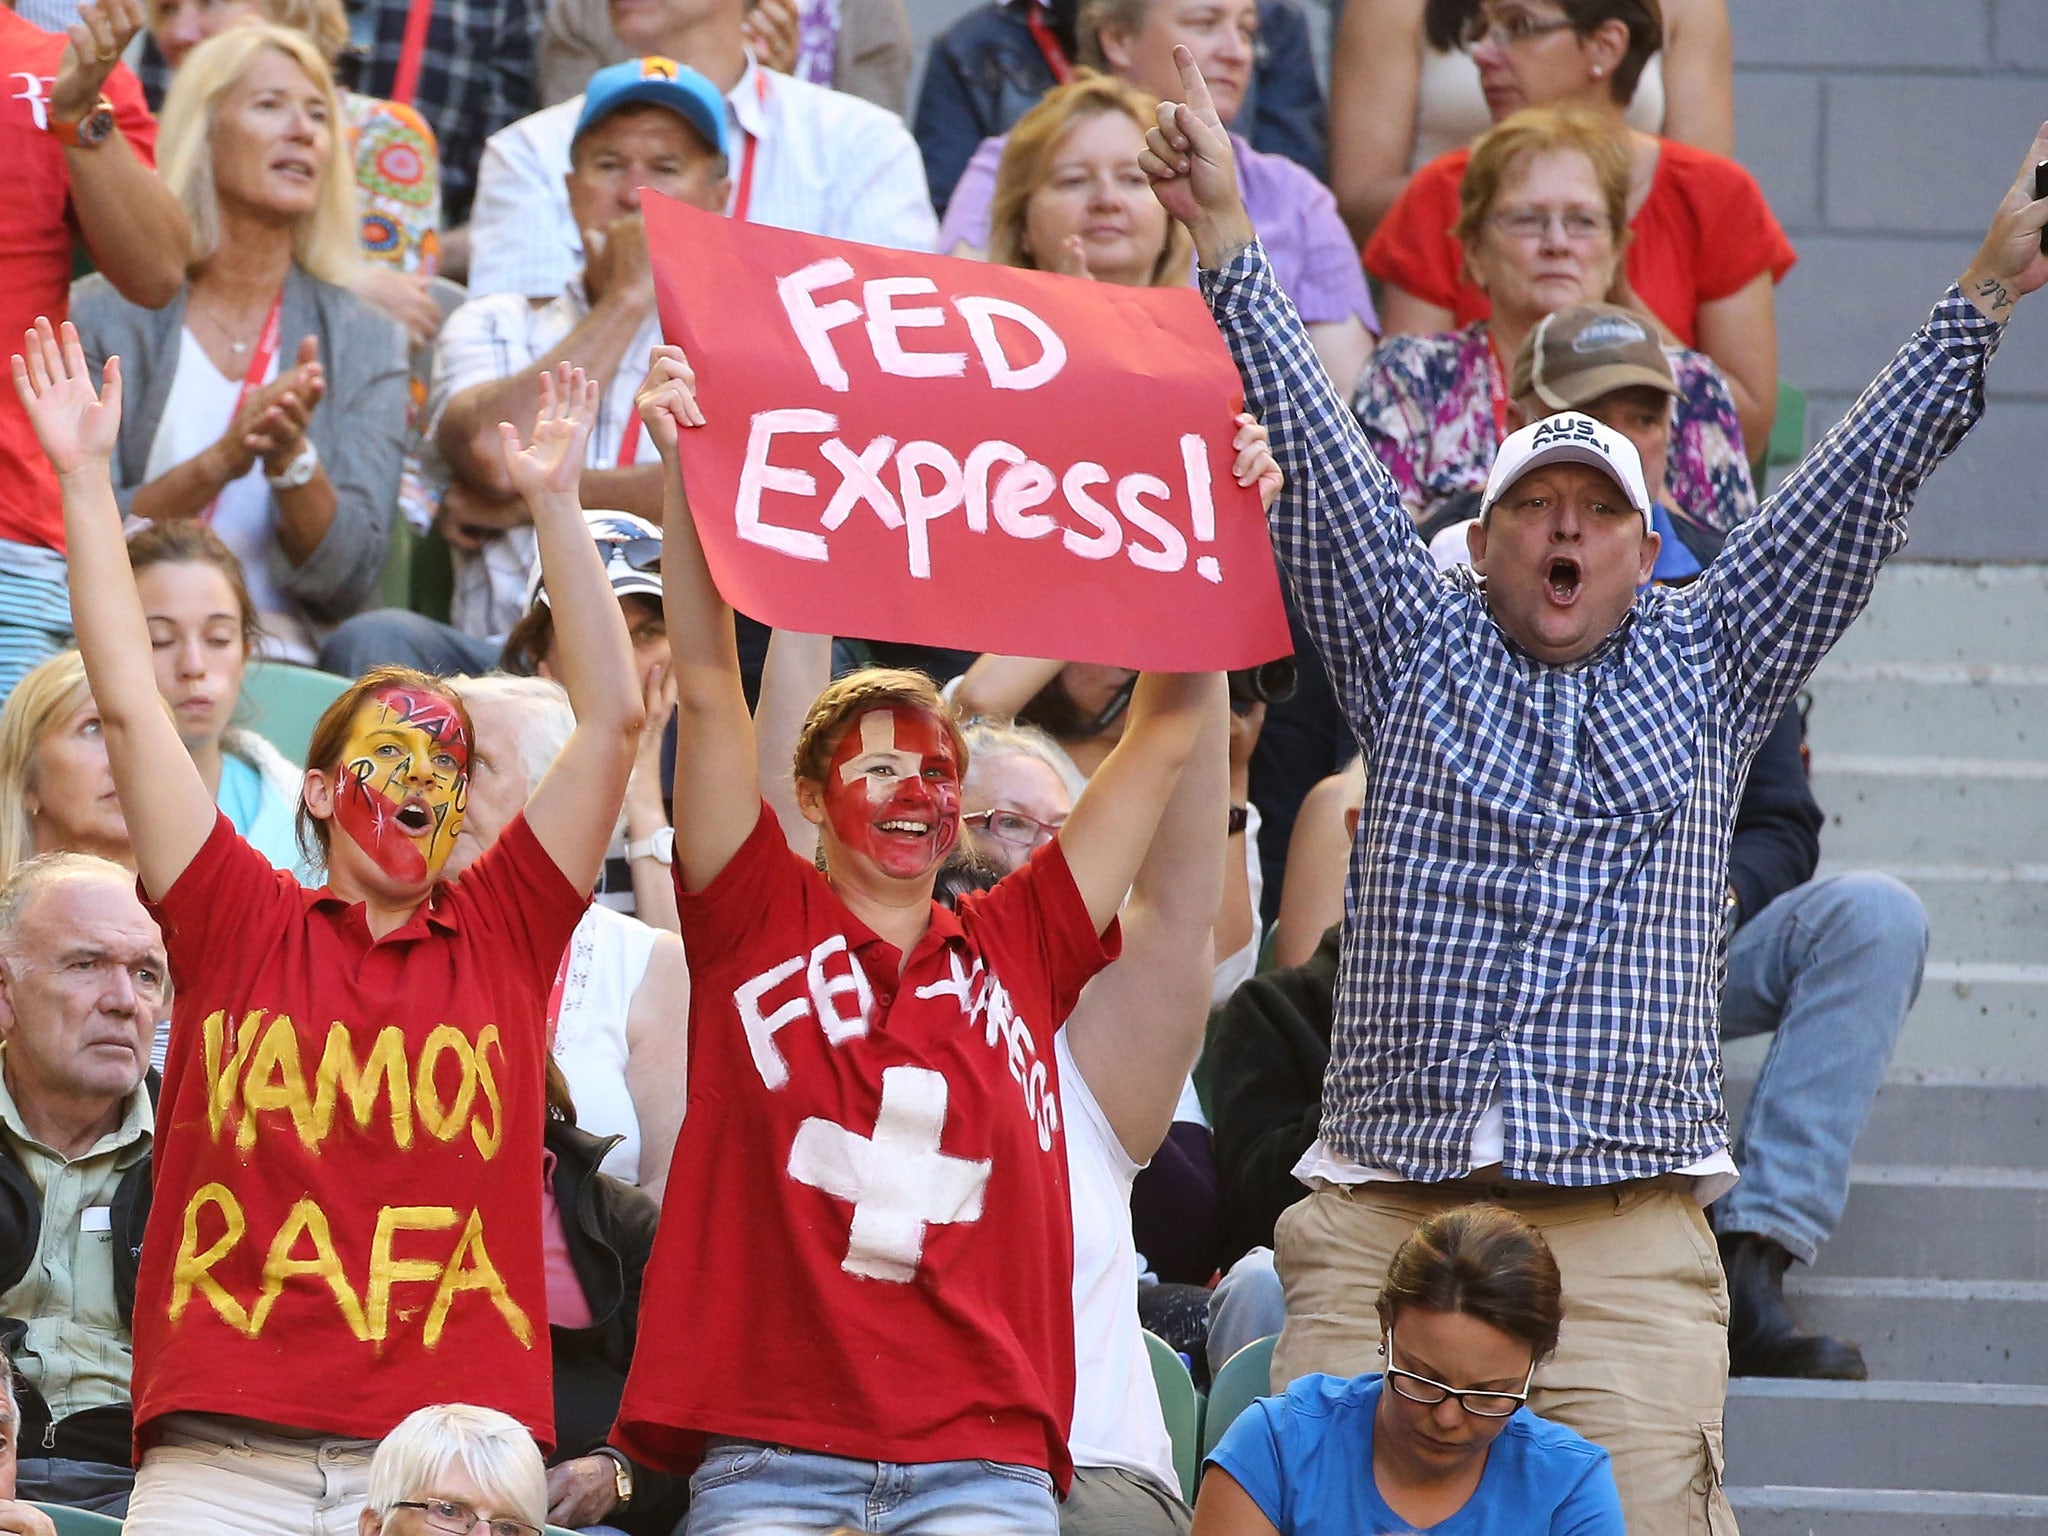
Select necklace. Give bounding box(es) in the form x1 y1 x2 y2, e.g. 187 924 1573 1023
192 295 264 356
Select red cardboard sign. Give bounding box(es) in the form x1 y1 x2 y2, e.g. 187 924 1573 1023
645 195 1290 671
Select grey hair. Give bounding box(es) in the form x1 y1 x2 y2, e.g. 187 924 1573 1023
0 852 136 963
959 718 1087 809
448 674 576 799
363 1403 547 1527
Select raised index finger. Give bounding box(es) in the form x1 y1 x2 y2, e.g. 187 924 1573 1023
1173 44 1220 124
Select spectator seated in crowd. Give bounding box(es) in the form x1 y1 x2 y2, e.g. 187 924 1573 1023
536 1065 685 1534
1353 110 1750 546
604 346 1264 1534
914 0 1325 217
1325 0 1731 244
143 0 447 345
71 24 408 667
538 0 915 118
358 1402 550 1536
129 524 301 872
17 334 642 1536
0 653 132 887
465 0 936 303
1199 1205 1625 1536
446 671 688 1197
940 0 1374 397
0 1350 57 1536
1 0 190 699
1146 49 2043 1534
1367 0 1789 455
0 855 163 1515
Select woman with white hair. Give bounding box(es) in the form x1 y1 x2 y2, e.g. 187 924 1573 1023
0 650 132 886
358 1403 548 1536
70 22 407 664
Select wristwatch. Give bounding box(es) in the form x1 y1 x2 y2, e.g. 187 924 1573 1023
626 826 675 865
49 95 116 149
591 1445 634 1510
266 439 320 490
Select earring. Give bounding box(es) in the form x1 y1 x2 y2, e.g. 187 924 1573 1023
1591 64 1604 76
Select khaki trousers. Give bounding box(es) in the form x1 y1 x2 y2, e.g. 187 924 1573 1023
1273 1176 1736 1536
122 1414 376 1536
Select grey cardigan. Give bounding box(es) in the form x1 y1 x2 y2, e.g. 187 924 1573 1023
70 264 407 624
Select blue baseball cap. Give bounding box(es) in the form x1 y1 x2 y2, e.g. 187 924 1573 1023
572 56 728 160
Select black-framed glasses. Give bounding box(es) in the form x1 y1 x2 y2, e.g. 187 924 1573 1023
1459 11 1576 49
1382 1329 1536 1417
391 1497 542 1536
962 808 1063 851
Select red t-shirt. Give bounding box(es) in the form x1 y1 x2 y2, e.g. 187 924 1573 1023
134 811 587 1450
1365 138 1797 348
614 803 1120 1490
0 8 157 553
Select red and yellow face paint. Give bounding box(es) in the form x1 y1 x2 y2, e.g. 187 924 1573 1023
332 687 470 884
821 706 962 881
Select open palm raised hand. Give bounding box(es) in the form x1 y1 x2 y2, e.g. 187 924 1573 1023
11 318 122 478
499 363 600 507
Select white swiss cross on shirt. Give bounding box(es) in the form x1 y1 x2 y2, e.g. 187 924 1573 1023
787 1065 992 1282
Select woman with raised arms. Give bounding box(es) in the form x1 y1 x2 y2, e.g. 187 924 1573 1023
610 343 1274 1535
11 322 642 1536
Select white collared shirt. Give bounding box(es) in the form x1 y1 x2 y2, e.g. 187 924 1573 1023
466 54 938 300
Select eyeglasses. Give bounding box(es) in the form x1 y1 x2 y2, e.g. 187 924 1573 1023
600 534 663 572
1382 1330 1536 1418
962 808 1063 851
391 1498 542 1536
1488 206 1608 243
1459 11 1576 49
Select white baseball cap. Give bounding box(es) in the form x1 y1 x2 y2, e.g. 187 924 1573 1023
524 509 664 611
1479 411 1653 529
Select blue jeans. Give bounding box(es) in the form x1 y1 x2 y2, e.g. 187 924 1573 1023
316 607 500 678
1716 871 1927 1264
685 1440 1058 1536
1207 1247 1286 1380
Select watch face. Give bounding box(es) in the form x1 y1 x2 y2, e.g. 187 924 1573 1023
79 103 116 146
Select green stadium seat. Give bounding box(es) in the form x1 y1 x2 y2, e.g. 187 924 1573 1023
1202 1332 1279 1459
1143 1327 1204 1502
1765 379 1807 471
239 659 350 766
31 1504 122 1533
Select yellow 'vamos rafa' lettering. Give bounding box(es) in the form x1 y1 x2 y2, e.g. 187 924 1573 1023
247 1198 370 1340
311 1021 414 1148
169 1182 252 1333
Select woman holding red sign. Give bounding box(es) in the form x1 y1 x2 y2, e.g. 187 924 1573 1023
613 343 1268 1533
70 23 407 664
12 321 642 1536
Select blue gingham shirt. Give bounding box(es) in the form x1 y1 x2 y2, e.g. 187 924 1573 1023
1202 242 2000 1185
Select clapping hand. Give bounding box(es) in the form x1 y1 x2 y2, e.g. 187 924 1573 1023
499 362 599 514
635 344 706 461
242 336 325 475
11 317 122 479
1137 46 1255 264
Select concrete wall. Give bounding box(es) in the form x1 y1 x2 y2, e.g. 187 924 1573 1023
1728 0 2045 558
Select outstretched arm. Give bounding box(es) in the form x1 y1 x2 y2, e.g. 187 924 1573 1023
755 629 833 853
13 320 213 896
638 345 762 892
503 365 645 892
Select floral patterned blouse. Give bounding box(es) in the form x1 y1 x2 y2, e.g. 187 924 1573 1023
343 91 443 276
1352 322 1756 536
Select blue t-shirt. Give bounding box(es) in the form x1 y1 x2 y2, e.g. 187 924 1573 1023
1206 1374 1624 1536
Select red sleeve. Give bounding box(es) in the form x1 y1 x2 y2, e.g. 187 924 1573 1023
1364 151 1468 311
141 811 301 994
102 61 156 165
672 799 810 960
958 836 1121 1047
1668 144 1797 301
445 810 590 990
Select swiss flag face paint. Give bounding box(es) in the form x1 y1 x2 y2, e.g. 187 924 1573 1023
822 706 962 881
331 686 471 885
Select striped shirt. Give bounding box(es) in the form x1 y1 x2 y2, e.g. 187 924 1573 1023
1201 241 1997 1185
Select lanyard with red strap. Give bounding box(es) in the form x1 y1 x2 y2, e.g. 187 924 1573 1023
204 289 286 524
390 0 434 106
1484 329 1509 442
1025 2 1075 82
729 67 771 224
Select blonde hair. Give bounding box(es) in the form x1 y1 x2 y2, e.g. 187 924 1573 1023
157 24 361 285
987 73 1193 287
363 1403 546 1528
0 652 94 887
792 669 968 788
255 0 350 62
1452 106 1633 261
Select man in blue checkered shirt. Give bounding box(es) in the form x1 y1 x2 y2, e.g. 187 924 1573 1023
1144 49 2048 1536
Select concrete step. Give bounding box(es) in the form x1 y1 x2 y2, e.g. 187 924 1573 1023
1853 864 2048 967
1808 755 2048 868
1724 1379 2048 1495
1775 1276 2048 1385
1728 1485 2048 1534
1825 566 2048 670
1805 1166 2048 1283
1723 1078 2048 1170
1804 663 2048 761
1719 964 2048 1081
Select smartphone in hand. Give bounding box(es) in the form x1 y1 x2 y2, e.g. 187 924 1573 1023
2036 161 2048 253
